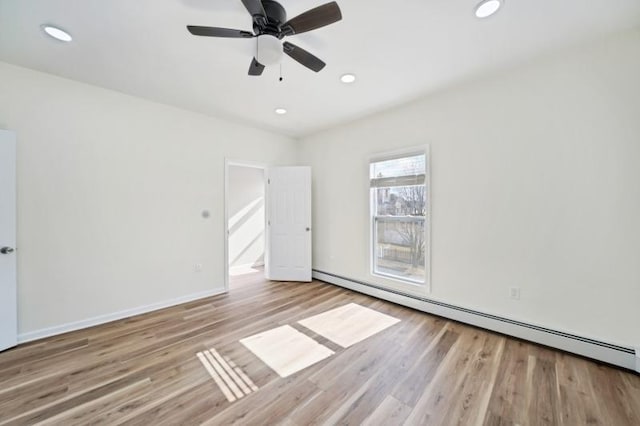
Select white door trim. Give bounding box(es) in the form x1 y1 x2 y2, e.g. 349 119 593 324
223 159 268 292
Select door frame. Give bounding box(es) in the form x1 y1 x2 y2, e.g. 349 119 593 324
223 158 268 292
0 129 17 352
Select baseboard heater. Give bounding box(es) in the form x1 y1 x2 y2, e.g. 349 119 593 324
313 269 639 373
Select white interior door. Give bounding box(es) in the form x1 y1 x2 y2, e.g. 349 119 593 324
0 130 17 352
266 167 312 282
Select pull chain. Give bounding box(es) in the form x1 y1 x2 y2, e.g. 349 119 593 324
279 63 283 82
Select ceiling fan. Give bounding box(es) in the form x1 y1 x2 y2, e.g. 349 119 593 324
187 0 342 76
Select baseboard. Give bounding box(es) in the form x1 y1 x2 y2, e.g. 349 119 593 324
313 269 638 372
17 288 225 344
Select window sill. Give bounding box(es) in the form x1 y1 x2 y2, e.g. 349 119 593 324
371 271 427 290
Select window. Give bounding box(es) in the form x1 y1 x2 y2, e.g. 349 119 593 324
370 152 428 286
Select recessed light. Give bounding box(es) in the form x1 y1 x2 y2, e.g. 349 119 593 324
340 73 356 84
475 0 502 19
41 25 73 42
275 108 287 115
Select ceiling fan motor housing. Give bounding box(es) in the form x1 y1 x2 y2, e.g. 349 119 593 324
255 0 287 38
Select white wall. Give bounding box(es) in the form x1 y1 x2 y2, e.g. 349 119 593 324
298 29 640 347
2 28 639 348
228 165 265 269
0 62 296 337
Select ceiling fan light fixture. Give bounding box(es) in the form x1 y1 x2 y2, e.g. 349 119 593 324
340 73 356 84
256 35 283 66
475 0 502 19
275 108 287 115
41 24 73 42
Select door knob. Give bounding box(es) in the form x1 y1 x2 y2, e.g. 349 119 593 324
0 247 14 254
306 227 311 232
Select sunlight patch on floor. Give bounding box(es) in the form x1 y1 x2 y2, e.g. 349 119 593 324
298 303 401 348
197 348 259 402
229 265 261 276
240 325 334 378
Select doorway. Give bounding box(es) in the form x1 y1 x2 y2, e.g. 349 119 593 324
224 160 267 291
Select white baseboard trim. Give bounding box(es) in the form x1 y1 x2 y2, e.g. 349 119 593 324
18 288 225 344
313 269 638 372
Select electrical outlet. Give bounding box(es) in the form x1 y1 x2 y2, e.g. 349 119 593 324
509 287 521 300
194 263 203 272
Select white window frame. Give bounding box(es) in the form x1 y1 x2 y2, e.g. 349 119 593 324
369 145 431 295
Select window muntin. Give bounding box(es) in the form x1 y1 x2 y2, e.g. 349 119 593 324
370 153 427 285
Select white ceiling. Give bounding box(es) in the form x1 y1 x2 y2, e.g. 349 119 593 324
1 0 640 137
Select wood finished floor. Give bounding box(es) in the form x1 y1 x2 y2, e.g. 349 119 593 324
1 271 639 425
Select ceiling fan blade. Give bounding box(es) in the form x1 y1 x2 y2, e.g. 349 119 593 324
248 58 265 76
187 25 254 39
241 0 266 18
283 2 342 35
283 42 326 72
